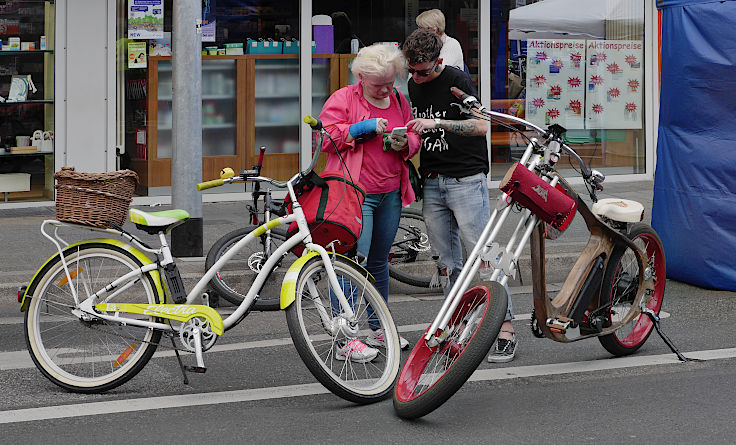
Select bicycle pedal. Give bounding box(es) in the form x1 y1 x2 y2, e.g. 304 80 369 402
184 366 207 374
546 317 571 333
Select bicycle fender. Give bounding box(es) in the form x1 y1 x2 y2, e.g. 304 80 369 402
95 303 224 336
279 251 374 310
20 239 165 312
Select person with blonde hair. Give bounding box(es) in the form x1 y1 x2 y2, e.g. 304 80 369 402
318 43 421 362
416 9 465 71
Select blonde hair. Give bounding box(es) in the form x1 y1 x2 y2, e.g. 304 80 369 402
416 9 446 35
350 43 406 79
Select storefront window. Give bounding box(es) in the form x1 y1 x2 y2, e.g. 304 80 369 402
492 0 645 180
0 0 55 203
117 0 300 196
313 1 479 90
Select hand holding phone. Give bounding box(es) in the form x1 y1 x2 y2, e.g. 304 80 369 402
386 126 408 152
390 126 407 138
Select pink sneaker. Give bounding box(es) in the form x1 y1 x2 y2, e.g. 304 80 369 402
365 328 410 350
335 339 378 363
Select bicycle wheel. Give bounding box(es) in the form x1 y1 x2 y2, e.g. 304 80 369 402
598 223 666 356
285 255 401 404
24 243 162 393
205 226 293 310
389 208 435 288
393 283 507 419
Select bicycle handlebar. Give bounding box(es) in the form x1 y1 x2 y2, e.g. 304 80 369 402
197 178 225 191
256 146 265 170
451 87 593 179
303 115 323 130
196 115 325 192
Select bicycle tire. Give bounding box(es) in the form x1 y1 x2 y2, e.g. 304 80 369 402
205 225 293 310
388 208 434 288
393 283 507 419
598 223 666 356
24 243 162 393
285 255 401 404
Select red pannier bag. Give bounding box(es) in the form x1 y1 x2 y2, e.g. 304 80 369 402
285 170 366 255
499 162 577 231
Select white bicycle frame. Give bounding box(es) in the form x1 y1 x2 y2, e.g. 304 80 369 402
424 110 571 345
41 171 357 334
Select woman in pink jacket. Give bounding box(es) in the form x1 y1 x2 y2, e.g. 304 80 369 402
319 43 420 362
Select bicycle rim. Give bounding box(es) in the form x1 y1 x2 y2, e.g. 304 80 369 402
393 284 506 419
604 228 665 349
285 257 401 403
389 208 434 288
207 227 289 308
25 245 161 391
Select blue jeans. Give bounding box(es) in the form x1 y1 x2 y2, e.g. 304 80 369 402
422 173 513 321
331 189 402 330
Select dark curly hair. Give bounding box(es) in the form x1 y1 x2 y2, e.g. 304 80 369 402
402 28 442 65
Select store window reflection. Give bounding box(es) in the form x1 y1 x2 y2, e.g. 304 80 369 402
118 0 302 195
312 1 479 104
492 0 645 180
0 0 55 203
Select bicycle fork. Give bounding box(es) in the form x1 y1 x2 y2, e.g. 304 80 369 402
425 153 547 346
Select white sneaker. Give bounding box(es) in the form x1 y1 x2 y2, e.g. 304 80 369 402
335 339 378 363
365 328 410 350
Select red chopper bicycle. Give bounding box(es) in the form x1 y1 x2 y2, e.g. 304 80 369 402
392 88 689 420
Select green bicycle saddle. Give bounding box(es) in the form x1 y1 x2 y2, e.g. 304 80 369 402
128 208 190 233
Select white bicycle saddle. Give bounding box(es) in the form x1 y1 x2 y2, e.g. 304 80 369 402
591 198 644 223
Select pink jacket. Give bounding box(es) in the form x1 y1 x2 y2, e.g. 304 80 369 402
319 82 421 206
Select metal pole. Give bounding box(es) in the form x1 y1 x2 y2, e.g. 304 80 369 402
171 0 203 257
299 0 313 170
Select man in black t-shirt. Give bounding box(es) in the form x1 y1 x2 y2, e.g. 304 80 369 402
403 28 517 363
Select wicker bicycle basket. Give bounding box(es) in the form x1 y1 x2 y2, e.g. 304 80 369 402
54 167 138 228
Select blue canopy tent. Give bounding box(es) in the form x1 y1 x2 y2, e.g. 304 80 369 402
653 0 736 289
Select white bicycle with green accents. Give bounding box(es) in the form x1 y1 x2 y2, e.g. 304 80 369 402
20 116 401 404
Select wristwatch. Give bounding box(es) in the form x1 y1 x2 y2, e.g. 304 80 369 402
434 118 441 128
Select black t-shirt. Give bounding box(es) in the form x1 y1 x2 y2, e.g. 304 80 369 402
408 66 489 178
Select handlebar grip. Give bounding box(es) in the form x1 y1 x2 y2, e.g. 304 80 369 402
257 147 265 168
197 179 225 191
304 115 323 130
450 86 468 101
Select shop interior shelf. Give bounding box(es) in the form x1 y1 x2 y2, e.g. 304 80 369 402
0 50 54 56
255 122 299 128
255 63 329 70
0 100 54 105
158 95 235 101
157 64 235 72
256 92 328 99
158 123 235 130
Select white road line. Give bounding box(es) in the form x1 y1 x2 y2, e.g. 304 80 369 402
0 312 670 371
1 346 733 425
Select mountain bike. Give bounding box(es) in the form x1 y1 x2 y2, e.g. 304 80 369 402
392 88 688 419
20 116 401 404
205 199 435 308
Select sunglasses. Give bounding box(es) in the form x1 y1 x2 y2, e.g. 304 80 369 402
408 61 438 77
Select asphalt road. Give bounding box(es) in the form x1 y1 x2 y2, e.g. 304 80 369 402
2 279 736 444
2 180 735 443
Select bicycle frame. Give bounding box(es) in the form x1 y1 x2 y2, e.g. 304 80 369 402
424 112 655 346
39 175 357 335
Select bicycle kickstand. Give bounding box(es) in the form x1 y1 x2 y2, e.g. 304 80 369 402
641 307 692 362
171 335 190 385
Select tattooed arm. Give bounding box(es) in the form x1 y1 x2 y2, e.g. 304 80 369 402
438 118 488 136
407 117 488 136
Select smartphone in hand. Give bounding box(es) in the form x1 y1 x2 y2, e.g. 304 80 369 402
390 126 407 138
